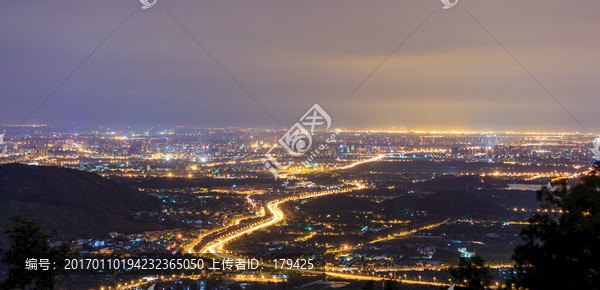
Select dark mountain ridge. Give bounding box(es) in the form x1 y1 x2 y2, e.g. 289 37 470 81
0 163 165 247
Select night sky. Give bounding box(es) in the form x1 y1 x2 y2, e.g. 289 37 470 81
1 0 599 131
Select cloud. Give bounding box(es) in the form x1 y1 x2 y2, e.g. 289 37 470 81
0 0 598 131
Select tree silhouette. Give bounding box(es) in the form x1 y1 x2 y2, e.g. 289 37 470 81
0 215 71 289
509 172 600 289
450 256 492 290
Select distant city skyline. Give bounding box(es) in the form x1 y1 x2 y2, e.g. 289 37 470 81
2 124 597 135
1 0 599 131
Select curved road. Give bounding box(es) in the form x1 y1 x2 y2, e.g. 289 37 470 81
201 182 366 255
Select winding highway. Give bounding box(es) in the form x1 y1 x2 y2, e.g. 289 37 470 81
111 154 505 289
200 182 366 255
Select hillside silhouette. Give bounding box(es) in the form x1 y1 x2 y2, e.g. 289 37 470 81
0 163 165 247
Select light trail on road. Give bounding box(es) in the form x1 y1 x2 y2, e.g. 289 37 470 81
111 152 516 289
201 182 366 255
338 154 386 169
325 219 452 254
184 194 265 254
